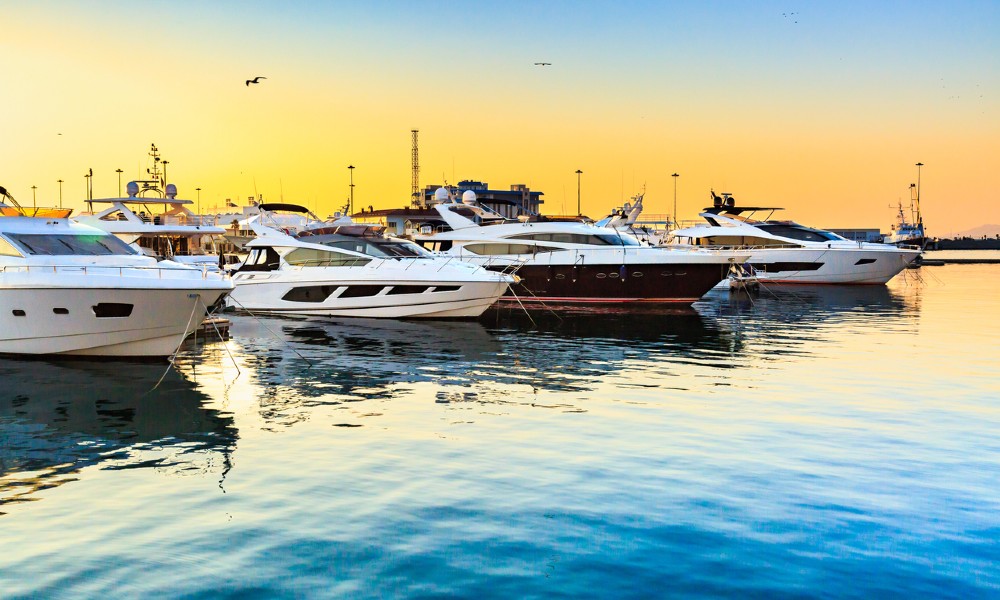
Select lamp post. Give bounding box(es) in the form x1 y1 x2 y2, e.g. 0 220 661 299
161 160 169 189
115 168 123 197
196 187 202 216
57 179 63 209
575 169 583 216
31 185 37 208
914 162 923 223
348 165 355 215
671 172 680 229
84 170 92 203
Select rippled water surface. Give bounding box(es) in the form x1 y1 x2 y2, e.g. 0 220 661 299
2 265 999 598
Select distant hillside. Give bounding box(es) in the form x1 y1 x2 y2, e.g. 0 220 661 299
952 224 1000 239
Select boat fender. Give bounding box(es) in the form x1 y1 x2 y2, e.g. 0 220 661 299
619 265 626 282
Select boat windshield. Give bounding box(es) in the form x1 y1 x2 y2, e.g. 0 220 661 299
756 224 841 242
4 233 139 256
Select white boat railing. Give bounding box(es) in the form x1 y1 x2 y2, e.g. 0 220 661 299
0 264 224 280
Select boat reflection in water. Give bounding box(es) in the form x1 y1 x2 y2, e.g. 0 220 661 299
0 359 237 510
190 307 737 427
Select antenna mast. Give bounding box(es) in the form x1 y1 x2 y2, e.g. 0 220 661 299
411 129 420 207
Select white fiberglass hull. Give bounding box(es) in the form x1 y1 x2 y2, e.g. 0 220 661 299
739 246 920 284
0 285 230 356
229 273 509 319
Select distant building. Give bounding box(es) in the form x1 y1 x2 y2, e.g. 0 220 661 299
420 180 543 218
826 228 885 243
352 179 544 237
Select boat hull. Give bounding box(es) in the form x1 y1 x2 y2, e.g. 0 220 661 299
742 247 921 284
229 275 509 319
0 286 230 357
488 261 733 303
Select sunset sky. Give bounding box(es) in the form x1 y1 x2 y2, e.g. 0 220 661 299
2 1 997 235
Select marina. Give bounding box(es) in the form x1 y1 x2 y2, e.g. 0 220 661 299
5 2 998 596
2 262 999 597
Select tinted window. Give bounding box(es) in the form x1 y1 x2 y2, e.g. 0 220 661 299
509 232 641 246
285 248 371 267
758 224 839 242
7 233 138 256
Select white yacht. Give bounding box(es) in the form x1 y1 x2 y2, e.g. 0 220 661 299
670 191 921 284
228 204 512 318
0 188 233 357
410 189 746 304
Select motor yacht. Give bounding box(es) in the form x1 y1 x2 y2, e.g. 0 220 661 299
0 187 233 357
227 204 512 318
670 191 921 284
75 147 230 270
410 188 745 304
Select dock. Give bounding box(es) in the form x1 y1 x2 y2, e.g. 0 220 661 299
187 317 231 340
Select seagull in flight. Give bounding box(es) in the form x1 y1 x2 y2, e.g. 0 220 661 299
246 76 267 86
534 62 551 66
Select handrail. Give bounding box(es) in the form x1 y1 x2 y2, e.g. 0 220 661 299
0 263 223 279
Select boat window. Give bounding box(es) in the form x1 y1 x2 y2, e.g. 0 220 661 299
281 286 339 303
690 235 795 248
319 239 432 258
285 248 372 267
757 224 840 242
92 303 134 318
5 233 139 256
508 232 641 246
238 247 282 272
463 243 558 256
0 236 23 257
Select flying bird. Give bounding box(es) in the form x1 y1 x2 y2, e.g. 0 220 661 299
534 62 551 66
246 76 267 86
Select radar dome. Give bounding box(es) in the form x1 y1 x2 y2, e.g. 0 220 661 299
461 190 477 204
165 183 178 199
433 187 451 203
126 181 139 198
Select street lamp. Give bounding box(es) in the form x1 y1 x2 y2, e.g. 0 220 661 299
575 169 583 216
915 162 923 222
196 187 202 216
161 160 169 189
348 165 355 215
57 179 63 209
671 172 680 229
116 168 124 197
84 170 92 203
31 185 37 208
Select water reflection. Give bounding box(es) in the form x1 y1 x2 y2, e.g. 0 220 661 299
0 359 237 512
191 308 738 426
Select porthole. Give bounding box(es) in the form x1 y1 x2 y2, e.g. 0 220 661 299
596 273 607 279
555 273 565 279
632 272 643 277
609 272 619 278
12 309 26 317
661 271 673 277
53 308 69 315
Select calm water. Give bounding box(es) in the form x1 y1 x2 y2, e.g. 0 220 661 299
2 264 999 598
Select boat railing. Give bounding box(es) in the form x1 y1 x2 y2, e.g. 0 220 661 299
0 264 224 280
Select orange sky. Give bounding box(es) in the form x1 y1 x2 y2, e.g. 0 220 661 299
1 1 997 235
